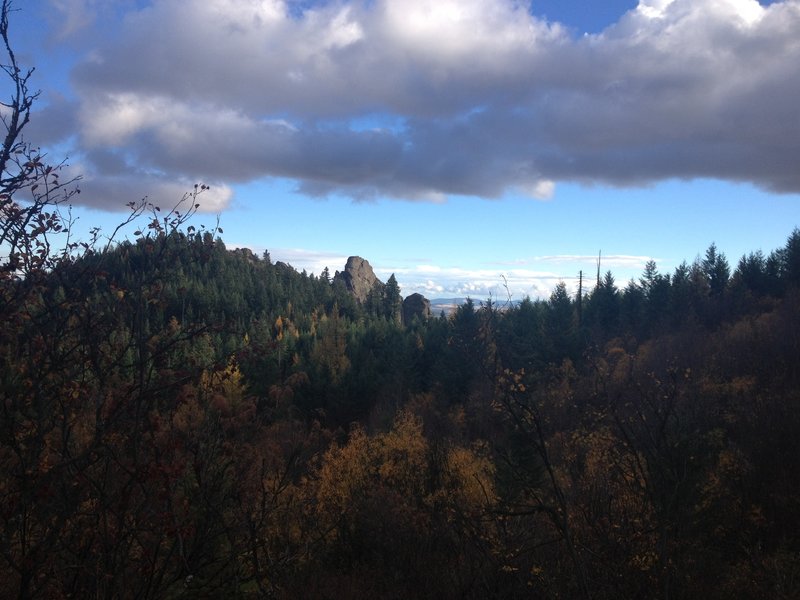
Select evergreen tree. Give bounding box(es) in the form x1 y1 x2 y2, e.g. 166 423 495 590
585 271 620 340
639 260 671 334
620 279 645 337
384 273 403 323
784 227 800 288
545 282 576 361
702 242 730 298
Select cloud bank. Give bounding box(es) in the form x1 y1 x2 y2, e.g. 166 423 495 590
33 0 800 210
243 246 656 300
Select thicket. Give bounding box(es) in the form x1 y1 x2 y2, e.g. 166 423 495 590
2 4 799 597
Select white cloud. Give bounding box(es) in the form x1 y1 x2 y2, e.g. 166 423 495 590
389 263 570 299
379 0 559 66
518 179 556 200
48 0 99 39
319 6 364 50
635 0 764 24
217 248 662 300
236 246 349 275
67 158 235 212
414 265 442 274
33 0 800 210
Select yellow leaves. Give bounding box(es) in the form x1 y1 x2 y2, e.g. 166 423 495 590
498 367 527 395
697 442 753 516
630 551 658 572
316 411 433 534
274 314 299 341
316 426 373 516
315 408 498 542
201 358 245 405
501 564 519 573
311 312 351 384
445 443 496 508
378 411 427 493
317 412 429 507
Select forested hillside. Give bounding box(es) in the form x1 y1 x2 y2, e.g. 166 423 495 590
2 6 800 598
4 189 800 598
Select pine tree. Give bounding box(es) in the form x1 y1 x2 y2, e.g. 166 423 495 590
384 273 402 323
702 243 730 297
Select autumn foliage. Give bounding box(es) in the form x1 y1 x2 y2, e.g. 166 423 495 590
2 6 800 598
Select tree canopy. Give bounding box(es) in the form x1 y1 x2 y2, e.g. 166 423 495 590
2 5 799 597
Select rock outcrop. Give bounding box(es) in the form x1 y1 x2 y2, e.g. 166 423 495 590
334 256 383 304
402 293 431 324
334 257 433 323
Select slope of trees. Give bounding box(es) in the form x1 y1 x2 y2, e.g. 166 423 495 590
4 191 799 599
2 5 800 597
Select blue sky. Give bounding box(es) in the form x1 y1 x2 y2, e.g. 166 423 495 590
9 0 800 299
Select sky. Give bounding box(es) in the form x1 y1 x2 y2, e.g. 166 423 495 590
7 0 800 300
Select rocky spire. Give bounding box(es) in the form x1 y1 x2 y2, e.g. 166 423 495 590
402 293 431 324
333 256 384 304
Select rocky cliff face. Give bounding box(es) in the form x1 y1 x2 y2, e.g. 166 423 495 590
333 256 383 304
334 257 432 322
402 293 431 324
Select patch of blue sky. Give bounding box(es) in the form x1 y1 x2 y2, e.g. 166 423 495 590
342 113 407 135
529 0 639 33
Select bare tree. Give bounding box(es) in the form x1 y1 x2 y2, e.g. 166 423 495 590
0 0 83 278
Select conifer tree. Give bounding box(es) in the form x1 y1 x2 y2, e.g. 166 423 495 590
384 273 402 323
